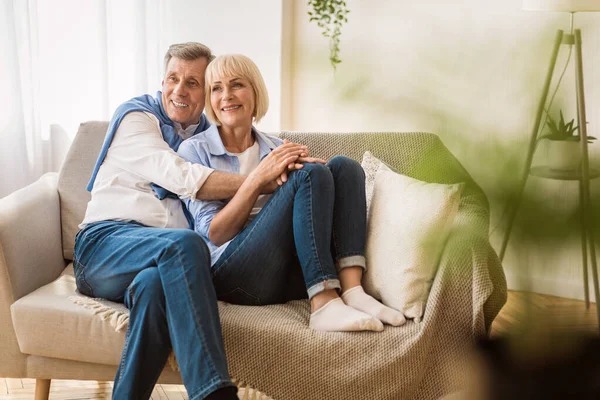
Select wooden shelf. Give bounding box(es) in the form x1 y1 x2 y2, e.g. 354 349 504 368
529 166 600 181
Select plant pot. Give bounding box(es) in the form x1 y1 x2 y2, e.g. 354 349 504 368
546 140 582 171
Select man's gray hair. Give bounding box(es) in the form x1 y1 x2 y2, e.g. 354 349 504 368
163 42 215 73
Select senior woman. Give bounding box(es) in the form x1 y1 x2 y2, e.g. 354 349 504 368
178 54 405 332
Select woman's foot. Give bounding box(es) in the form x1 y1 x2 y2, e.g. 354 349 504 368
341 286 406 326
309 297 384 332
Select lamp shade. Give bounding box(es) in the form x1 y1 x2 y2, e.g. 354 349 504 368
523 0 600 11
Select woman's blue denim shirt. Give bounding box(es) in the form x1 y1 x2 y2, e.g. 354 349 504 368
177 124 283 264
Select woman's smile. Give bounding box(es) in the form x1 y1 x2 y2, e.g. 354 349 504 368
221 105 242 112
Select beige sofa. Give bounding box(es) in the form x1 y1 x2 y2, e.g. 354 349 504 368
0 122 506 400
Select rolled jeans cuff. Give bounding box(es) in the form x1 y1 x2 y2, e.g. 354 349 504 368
336 255 366 271
307 279 341 299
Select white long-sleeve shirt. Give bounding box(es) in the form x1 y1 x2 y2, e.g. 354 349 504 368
79 111 214 229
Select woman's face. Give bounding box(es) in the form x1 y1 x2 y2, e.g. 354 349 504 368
210 75 255 129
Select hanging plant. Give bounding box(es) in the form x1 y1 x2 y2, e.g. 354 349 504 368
307 0 350 71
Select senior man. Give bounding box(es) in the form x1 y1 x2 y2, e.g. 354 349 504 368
74 42 307 400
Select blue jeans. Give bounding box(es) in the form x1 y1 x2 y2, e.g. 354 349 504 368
73 222 235 400
212 156 367 304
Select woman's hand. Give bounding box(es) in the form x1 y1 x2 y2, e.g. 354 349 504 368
274 139 326 186
248 142 309 188
209 142 307 245
275 157 327 186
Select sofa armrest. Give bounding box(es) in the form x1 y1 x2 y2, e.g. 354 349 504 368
0 173 66 299
430 211 507 338
0 173 66 376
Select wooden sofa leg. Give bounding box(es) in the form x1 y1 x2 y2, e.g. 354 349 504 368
35 379 51 400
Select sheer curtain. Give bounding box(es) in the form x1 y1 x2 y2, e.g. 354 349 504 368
0 0 165 198
0 0 285 198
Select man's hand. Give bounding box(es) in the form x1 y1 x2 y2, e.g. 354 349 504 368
276 140 326 186
248 142 308 190
276 157 328 185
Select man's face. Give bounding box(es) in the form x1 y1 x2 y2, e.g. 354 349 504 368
161 57 208 129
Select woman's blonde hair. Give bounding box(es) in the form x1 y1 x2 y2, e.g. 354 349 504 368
204 54 269 126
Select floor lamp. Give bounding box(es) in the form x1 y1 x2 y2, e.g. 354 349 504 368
499 0 600 327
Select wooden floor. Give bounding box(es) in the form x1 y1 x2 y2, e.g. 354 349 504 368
490 290 598 337
1 291 598 400
0 379 173 399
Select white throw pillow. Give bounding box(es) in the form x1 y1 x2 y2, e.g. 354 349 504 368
361 151 463 321
361 151 394 218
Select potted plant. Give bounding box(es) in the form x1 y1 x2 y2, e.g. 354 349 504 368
538 111 596 171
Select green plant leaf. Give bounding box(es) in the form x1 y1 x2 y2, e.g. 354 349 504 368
307 0 349 72
546 118 559 137
565 120 573 132
545 110 582 140
570 125 579 135
559 113 566 135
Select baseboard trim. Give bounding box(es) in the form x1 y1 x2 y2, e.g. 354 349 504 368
505 272 598 303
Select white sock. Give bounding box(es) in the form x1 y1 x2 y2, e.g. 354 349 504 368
309 298 384 332
342 286 406 327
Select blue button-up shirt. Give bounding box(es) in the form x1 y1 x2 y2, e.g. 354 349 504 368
177 124 283 264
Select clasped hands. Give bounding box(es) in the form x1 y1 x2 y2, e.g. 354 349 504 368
253 139 326 194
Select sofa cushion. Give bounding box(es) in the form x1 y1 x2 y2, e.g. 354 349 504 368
10 263 126 366
58 122 108 260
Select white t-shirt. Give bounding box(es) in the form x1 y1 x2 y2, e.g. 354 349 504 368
230 140 269 222
80 111 214 229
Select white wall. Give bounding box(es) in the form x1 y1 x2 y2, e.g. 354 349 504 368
160 0 284 133
285 0 600 301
